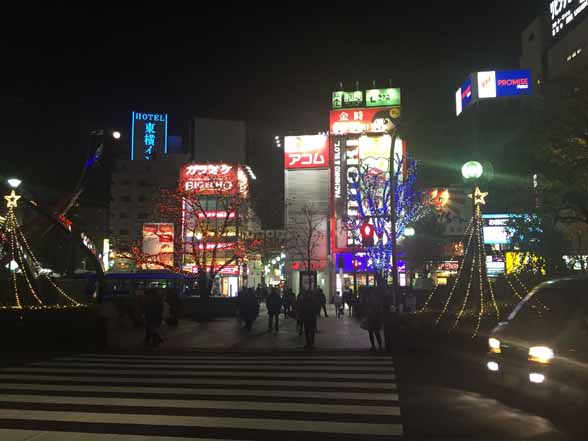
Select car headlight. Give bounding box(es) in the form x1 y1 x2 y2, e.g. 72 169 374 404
488 338 501 354
529 346 554 364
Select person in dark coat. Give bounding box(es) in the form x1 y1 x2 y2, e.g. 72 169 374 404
342 289 354 317
282 289 295 318
318 288 328 317
164 289 181 326
365 289 383 351
299 290 321 349
266 287 283 332
241 288 259 332
144 288 164 347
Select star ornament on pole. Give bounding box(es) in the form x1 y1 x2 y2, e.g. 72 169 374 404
468 187 488 206
4 190 21 208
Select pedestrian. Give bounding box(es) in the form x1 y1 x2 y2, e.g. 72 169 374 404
282 289 295 318
266 287 282 332
318 288 328 317
343 288 354 317
299 290 321 349
143 288 164 347
334 291 344 318
365 289 384 351
241 288 259 332
165 288 181 326
296 291 305 336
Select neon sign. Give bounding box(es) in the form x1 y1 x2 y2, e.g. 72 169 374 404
284 135 329 170
550 0 588 38
131 111 168 160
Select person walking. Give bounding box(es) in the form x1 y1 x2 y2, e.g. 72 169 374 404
318 288 328 317
143 288 164 347
282 289 295 319
365 289 384 351
241 288 259 332
299 290 320 349
296 291 305 336
334 291 344 318
266 287 283 332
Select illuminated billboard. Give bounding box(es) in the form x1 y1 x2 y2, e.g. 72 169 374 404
180 164 248 196
142 223 174 267
478 70 531 99
332 91 364 109
365 88 401 107
329 107 401 135
284 135 329 170
550 0 588 38
131 111 168 160
331 134 406 252
456 70 532 116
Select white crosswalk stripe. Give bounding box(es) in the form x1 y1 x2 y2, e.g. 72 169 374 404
0 352 403 441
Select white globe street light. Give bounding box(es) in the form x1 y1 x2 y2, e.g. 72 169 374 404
404 227 416 237
7 178 21 189
112 131 122 140
462 161 484 180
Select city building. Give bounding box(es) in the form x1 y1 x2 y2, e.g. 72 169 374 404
283 134 331 294
109 154 189 255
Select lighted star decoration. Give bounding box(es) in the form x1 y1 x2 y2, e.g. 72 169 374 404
4 191 21 208
468 187 488 206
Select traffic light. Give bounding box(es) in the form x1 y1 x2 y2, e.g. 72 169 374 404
360 222 374 247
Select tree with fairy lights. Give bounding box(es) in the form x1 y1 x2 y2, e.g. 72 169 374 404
130 164 263 306
0 189 84 310
346 154 427 286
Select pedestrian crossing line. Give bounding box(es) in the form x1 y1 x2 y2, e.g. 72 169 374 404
0 394 401 416
0 353 404 440
28 362 394 374
0 384 399 403
71 353 396 362
1 367 396 381
0 409 404 437
0 374 398 391
55 355 397 366
0 429 249 441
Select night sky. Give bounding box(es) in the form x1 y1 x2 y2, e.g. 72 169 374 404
1 2 544 199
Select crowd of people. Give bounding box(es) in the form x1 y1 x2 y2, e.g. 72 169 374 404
135 284 394 351
235 284 393 351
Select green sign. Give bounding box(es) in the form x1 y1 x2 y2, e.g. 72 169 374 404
365 88 401 107
332 90 364 109
332 91 344 109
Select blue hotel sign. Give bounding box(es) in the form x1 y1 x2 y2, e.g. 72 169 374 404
131 111 168 160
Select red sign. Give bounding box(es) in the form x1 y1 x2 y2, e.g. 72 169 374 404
180 164 248 196
284 135 329 170
329 107 400 135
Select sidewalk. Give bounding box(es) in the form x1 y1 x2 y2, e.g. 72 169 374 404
102 304 374 352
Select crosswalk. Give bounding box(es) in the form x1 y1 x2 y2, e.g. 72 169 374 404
0 352 403 441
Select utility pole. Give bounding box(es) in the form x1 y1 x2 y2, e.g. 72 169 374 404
389 130 399 308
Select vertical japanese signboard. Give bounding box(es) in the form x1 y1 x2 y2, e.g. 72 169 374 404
131 111 168 160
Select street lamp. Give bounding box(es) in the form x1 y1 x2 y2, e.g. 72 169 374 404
7 178 21 189
404 227 416 237
461 161 484 181
112 131 122 140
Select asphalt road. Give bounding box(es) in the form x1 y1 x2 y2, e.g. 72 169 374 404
395 338 587 440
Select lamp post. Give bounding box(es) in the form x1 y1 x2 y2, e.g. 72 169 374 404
461 161 484 217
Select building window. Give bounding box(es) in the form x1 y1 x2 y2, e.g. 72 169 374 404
138 180 149 187
122 196 131 203
527 33 535 43
120 212 129 219
123 179 131 186
138 213 149 219
120 229 130 236
138 195 148 203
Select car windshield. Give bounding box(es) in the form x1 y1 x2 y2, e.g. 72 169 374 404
508 286 581 329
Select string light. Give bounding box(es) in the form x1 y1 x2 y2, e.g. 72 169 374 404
473 205 485 337
1 196 86 310
452 247 476 330
436 218 475 324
